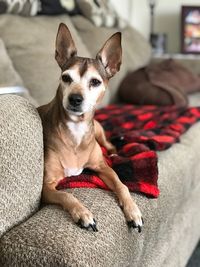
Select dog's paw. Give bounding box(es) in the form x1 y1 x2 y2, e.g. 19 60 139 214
121 199 143 233
77 218 98 232
127 218 144 233
70 204 98 232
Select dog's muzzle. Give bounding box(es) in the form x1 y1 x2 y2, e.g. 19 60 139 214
67 93 83 113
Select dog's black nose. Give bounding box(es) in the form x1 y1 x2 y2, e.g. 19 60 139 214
68 94 83 107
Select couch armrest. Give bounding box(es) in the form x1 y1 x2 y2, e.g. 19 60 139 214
0 95 43 237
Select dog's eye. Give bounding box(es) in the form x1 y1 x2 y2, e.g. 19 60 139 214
90 78 101 87
62 74 73 83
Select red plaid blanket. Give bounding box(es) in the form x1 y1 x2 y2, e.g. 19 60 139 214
57 104 200 198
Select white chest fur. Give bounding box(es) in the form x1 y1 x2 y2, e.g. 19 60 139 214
64 167 83 177
66 121 89 146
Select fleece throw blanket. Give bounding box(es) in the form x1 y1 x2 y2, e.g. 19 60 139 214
57 104 200 198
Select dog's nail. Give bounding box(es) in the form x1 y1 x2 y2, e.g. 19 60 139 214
127 220 142 232
76 219 98 232
120 205 123 210
127 220 137 229
91 219 98 232
90 223 98 232
142 217 144 225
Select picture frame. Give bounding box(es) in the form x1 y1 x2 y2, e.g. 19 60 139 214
181 5 200 54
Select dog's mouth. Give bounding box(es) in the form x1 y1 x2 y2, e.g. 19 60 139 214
66 106 84 116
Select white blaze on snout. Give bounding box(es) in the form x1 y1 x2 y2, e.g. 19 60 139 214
81 66 105 113
61 65 105 114
62 66 81 111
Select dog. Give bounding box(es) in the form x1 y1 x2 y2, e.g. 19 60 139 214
37 23 143 232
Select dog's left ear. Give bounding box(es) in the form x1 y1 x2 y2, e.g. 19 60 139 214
96 32 122 78
55 23 77 70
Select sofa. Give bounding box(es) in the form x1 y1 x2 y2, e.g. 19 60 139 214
0 13 200 267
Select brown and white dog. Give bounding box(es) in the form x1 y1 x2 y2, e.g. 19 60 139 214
37 23 143 232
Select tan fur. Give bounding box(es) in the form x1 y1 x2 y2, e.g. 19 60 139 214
37 23 143 231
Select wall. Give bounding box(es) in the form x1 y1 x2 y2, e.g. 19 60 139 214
110 0 200 53
110 0 131 21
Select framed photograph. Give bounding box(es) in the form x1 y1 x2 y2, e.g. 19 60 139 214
181 6 200 54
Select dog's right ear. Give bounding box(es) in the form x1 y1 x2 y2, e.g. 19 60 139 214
55 23 77 70
96 32 122 78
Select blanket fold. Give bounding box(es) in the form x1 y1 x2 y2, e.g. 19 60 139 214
57 104 200 198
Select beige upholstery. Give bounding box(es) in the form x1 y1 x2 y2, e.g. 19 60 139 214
0 38 37 105
0 95 43 237
1 93 200 266
0 39 23 88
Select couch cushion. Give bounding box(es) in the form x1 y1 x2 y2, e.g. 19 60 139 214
0 38 38 105
0 14 90 106
0 95 43 237
1 99 200 266
72 15 152 106
0 38 23 88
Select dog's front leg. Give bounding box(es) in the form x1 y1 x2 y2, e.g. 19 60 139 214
88 144 143 232
94 120 117 155
42 182 98 231
96 162 143 232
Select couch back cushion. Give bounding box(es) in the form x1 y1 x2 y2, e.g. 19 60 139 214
0 95 43 237
0 38 37 105
0 14 90 106
0 39 23 87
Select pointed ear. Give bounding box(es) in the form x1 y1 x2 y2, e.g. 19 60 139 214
55 23 77 70
96 32 122 78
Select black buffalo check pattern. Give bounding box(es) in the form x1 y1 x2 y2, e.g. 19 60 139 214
57 104 200 198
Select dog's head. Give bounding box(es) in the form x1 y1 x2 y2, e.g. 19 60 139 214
55 23 122 118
